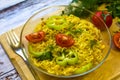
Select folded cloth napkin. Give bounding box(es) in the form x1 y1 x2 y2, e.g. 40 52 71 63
0 0 26 10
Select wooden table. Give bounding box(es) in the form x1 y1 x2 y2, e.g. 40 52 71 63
0 3 120 80
0 0 71 35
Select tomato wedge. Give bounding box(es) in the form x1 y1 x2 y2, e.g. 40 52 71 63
55 33 75 47
113 32 120 50
25 31 45 43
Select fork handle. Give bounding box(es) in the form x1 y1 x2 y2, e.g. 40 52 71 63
20 47 40 80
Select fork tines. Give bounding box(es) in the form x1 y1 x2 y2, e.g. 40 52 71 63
6 30 20 48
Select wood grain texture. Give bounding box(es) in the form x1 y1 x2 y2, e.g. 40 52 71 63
0 26 35 80
0 5 120 80
0 18 119 80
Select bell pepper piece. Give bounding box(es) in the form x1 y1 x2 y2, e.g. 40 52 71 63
56 53 67 66
28 45 43 57
46 15 67 30
66 51 78 65
28 44 53 60
56 51 78 66
74 62 92 74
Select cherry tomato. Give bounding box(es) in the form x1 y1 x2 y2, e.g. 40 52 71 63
25 31 45 43
55 33 75 47
92 11 113 30
113 32 120 50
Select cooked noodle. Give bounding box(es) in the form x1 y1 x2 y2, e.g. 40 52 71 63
28 15 105 76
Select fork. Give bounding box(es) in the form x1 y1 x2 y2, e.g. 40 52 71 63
6 29 40 80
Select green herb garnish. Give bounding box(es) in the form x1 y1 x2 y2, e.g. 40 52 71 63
90 40 97 48
106 0 120 18
63 0 120 18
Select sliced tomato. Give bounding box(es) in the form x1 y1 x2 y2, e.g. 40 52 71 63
113 32 120 50
55 33 75 47
25 31 45 43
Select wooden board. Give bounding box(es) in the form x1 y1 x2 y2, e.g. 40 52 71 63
0 5 120 80
0 27 36 80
